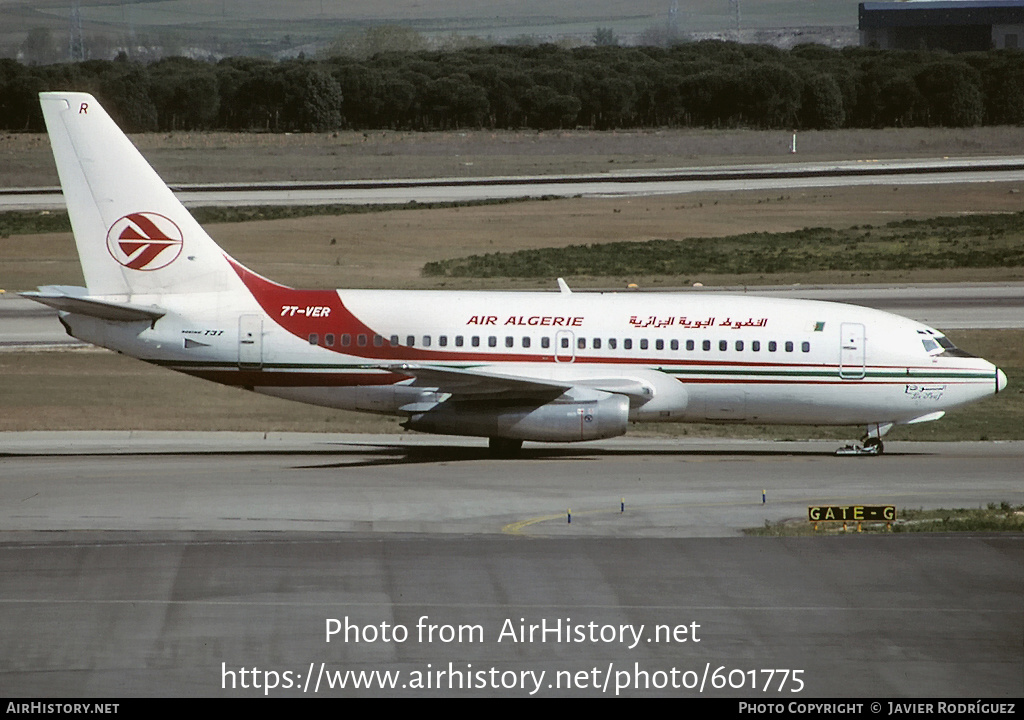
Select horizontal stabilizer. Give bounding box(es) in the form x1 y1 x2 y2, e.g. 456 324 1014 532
22 285 165 322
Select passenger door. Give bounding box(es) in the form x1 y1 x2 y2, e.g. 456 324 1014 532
839 322 865 379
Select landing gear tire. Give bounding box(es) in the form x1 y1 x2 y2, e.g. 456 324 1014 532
835 438 884 456
488 437 523 458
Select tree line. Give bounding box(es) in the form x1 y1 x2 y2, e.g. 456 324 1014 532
2 42 1023 133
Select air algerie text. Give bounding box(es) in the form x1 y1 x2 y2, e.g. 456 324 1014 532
466 315 584 327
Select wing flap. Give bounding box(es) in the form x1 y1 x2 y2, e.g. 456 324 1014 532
378 363 650 402
382 363 570 397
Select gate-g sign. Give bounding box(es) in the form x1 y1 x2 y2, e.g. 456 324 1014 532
809 505 896 531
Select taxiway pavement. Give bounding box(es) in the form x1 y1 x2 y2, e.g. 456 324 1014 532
2 433 1023 537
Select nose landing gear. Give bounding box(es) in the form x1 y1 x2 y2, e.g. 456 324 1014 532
835 422 892 456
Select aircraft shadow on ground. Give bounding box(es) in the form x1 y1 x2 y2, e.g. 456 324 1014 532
290 443 906 469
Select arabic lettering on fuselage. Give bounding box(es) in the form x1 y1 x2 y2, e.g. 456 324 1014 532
627 316 768 329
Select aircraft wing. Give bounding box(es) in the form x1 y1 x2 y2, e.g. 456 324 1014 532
377 363 651 402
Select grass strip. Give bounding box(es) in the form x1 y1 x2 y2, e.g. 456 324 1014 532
422 212 1024 277
746 502 1024 536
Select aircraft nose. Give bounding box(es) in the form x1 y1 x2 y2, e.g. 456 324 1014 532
996 368 1007 394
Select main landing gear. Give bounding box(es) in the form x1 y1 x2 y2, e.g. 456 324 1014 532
488 437 523 458
835 422 892 457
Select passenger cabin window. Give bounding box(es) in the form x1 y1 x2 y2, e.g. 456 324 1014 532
357 334 367 347
422 335 431 347
702 340 711 351
735 340 743 351
608 338 617 350
472 336 480 347
593 338 601 349
719 340 727 351
624 339 633 350
439 335 448 347
785 341 794 352
342 334 351 347
578 337 586 349
325 333 335 347
752 341 760 352
488 336 497 348
505 336 514 348
308 333 318 345
541 337 550 349
374 334 383 347
802 341 810 353
522 337 531 348
768 341 777 352
455 336 464 347
686 340 694 351
390 335 399 347
406 335 415 347
640 339 649 350
670 340 678 351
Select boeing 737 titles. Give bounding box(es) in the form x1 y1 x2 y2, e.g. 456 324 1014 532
24 93 1007 456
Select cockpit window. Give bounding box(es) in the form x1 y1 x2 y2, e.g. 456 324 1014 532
922 333 976 358
935 335 976 358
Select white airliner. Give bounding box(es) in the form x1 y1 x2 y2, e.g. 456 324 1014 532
25 92 1007 456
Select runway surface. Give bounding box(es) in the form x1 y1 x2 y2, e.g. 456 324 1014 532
0 433 1021 696
4 156 1024 210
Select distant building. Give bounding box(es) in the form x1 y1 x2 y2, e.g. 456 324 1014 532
859 0 1024 51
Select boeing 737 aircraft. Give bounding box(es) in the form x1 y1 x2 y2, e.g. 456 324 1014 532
25 92 1007 456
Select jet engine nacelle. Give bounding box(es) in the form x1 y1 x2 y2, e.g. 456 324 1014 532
404 391 630 442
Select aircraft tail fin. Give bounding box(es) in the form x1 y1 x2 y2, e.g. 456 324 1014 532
39 92 243 297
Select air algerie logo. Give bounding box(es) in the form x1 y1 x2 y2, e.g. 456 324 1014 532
106 212 183 271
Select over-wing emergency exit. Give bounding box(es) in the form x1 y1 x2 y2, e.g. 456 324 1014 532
25 92 1007 456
